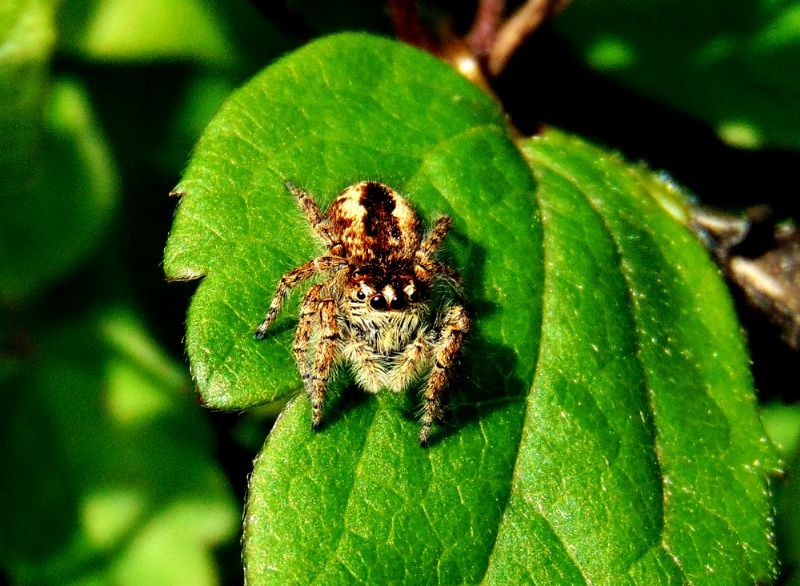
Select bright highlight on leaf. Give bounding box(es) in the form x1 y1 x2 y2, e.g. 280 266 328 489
587 36 637 70
165 33 779 584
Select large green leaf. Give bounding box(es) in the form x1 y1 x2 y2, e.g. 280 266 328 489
0 309 238 584
164 33 778 583
555 0 800 150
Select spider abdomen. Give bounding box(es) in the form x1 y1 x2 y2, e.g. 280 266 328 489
326 181 422 264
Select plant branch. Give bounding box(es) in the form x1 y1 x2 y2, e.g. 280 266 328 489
487 0 571 75
466 0 505 58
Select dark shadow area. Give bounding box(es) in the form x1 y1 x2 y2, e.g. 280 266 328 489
413 238 533 446
496 27 800 222
426 335 527 446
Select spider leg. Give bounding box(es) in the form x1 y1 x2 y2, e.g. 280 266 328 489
254 255 346 339
419 304 469 446
309 295 340 430
391 331 429 392
285 180 335 246
293 283 323 393
416 215 452 262
415 259 464 295
414 216 463 292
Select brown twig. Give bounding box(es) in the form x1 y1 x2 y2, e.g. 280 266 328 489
388 0 493 91
388 0 570 98
487 0 571 76
692 206 800 351
465 0 505 59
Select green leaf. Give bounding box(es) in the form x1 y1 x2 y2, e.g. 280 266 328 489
762 402 800 457
0 0 118 301
0 77 119 301
165 33 778 583
59 0 232 64
777 442 800 583
555 0 800 150
0 309 238 584
59 0 290 69
0 0 54 163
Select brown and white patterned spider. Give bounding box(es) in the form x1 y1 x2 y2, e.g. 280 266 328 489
254 180 469 446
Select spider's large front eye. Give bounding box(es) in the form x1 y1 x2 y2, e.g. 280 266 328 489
369 294 387 311
389 295 407 310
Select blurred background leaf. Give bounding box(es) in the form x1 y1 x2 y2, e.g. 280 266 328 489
0 309 238 584
555 0 800 150
1 0 289 583
0 1 118 302
762 402 800 585
59 0 235 64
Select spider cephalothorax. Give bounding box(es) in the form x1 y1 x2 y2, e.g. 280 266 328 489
254 180 468 445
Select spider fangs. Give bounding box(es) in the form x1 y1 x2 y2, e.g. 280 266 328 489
254 180 469 446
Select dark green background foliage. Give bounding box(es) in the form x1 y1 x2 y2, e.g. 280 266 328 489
2 1 799 584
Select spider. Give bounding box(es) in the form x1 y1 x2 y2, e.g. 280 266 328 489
254 180 469 446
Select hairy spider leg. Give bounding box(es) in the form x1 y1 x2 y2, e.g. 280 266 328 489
292 283 323 390
253 255 345 339
414 216 463 290
390 332 431 392
310 296 340 429
419 304 469 446
417 215 452 260
284 180 335 246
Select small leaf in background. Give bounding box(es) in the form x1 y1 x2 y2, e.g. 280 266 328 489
58 0 233 64
0 310 238 585
555 0 800 150
59 0 291 69
165 33 779 583
762 402 800 458
775 443 800 584
763 402 800 583
0 0 118 302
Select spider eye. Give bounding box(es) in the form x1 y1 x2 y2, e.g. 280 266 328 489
389 295 407 310
356 290 366 301
369 295 387 311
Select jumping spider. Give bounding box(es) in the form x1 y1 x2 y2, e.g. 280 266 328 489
254 180 469 446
